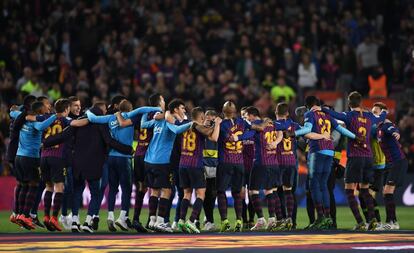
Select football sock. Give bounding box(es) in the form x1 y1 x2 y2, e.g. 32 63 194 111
44 190 53 217
180 198 190 220
251 194 263 218
190 198 203 222
217 191 228 220
346 189 363 224
148 196 158 217
265 193 275 218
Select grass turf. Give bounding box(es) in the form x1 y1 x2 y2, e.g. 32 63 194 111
1 207 413 233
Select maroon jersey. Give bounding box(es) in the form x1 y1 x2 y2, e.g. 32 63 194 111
253 120 278 167
218 118 248 165
179 128 205 168
377 121 406 163
135 113 154 156
41 116 71 158
276 120 299 166
242 140 255 171
305 111 336 153
347 112 373 157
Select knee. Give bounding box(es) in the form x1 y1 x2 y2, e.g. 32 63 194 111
45 182 54 191
383 184 395 194
55 183 64 193
249 190 259 195
183 190 192 200
161 188 172 198
345 183 356 190
264 190 272 195
196 189 206 199
151 188 161 197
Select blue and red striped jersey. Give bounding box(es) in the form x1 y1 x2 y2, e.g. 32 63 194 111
323 108 386 157
252 120 278 167
41 116 71 158
179 128 205 168
218 117 249 165
276 119 300 166
377 121 405 163
304 110 337 153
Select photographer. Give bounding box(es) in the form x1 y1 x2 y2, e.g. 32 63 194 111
202 109 219 231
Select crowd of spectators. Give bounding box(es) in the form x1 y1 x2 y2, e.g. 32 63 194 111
0 0 414 173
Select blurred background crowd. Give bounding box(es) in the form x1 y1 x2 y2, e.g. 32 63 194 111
0 0 414 174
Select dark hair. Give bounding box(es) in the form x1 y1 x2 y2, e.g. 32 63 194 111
305 96 320 109
276 102 289 116
119 100 132 112
111 95 127 106
373 102 387 110
191 107 204 120
68 96 80 104
149 93 162 107
168 98 185 112
31 101 45 114
54 99 71 113
240 106 248 112
295 106 307 117
23 95 36 110
245 106 260 117
36 95 49 102
348 91 362 108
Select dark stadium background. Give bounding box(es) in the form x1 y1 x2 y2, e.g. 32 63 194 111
0 0 413 210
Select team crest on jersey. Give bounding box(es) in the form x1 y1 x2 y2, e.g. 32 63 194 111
109 120 119 128
154 126 162 134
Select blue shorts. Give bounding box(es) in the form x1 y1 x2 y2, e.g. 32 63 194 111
308 152 333 177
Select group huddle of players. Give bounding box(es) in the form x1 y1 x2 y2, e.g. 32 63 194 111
7 91 407 234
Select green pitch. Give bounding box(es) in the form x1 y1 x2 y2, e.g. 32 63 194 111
1 207 413 233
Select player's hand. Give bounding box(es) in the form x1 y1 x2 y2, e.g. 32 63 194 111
266 141 278 150
231 134 239 142
165 111 175 123
283 130 295 139
322 131 331 140
355 135 365 143
154 111 164 120
10 105 18 111
392 132 400 141
214 117 222 125
263 117 273 126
